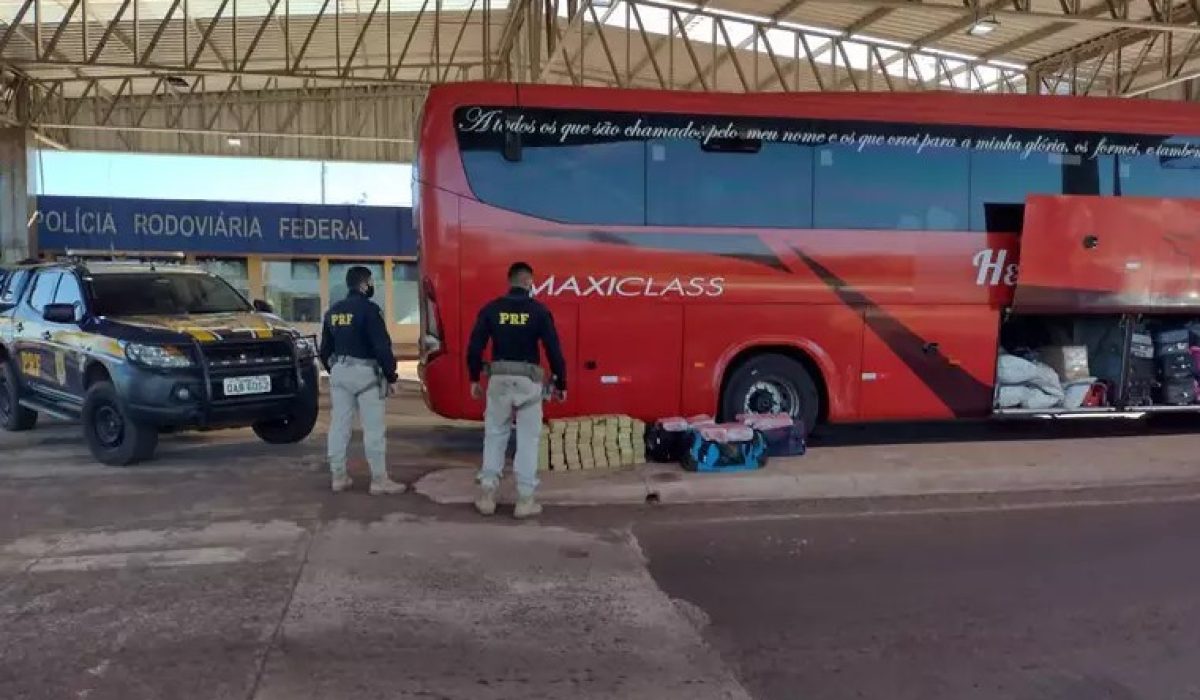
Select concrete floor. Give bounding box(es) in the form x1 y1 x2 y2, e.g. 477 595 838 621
5 389 1200 699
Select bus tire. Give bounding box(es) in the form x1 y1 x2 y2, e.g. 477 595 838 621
721 354 819 434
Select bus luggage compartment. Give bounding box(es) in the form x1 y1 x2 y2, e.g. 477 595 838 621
995 195 1200 417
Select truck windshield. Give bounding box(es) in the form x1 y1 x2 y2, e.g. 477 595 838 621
89 273 251 316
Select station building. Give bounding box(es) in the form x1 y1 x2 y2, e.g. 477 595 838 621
33 194 418 348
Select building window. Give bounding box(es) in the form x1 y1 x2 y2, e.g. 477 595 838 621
197 257 250 299
393 262 419 324
328 261 384 310
264 260 322 323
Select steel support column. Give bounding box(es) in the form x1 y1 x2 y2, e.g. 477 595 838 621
0 125 35 262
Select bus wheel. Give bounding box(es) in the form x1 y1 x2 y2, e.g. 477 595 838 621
721 354 819 434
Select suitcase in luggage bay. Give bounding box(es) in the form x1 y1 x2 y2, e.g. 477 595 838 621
1154 328 1191 357
1159 379 1196 406
1131 331 1155 361
1126 377 1155 407
1158 353 1195 380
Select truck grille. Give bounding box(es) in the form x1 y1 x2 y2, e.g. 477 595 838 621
201 339 293 369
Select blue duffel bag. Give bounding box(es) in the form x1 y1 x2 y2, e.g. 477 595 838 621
680 426 769 473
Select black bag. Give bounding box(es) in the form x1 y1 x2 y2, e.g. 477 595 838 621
1159 379 1196 406
759 424 807 457
645 423 690 463
1126 376 1155 407
1155 328 1191 357
1158 353 1195 380
1078 318 1125 384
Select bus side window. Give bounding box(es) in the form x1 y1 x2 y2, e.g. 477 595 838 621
461 138 646 226
969 150 1116 232
646 138 813 229
1118 137 1200 198
814 144 969 232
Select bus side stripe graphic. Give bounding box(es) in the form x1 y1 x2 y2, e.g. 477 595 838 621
532 230 791 272
791 247 993 418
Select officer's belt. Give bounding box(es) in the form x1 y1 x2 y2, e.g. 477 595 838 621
487 360 544 383
332 355 378 369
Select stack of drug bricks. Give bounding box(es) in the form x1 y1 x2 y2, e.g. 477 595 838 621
539 415 646 471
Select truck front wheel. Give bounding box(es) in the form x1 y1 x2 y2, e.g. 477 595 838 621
83 381 158 466
253 395 319 444
0 359 37 431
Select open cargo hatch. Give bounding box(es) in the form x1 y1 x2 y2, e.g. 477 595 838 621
1012 195 1200 314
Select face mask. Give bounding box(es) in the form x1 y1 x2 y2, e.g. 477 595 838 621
364 284 375 299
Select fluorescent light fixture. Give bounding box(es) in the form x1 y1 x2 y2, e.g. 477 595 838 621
592 0 613 7
226 136 243 147
967 17 999 36
164 75 189 89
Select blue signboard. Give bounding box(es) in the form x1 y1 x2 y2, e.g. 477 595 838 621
35 195 415 257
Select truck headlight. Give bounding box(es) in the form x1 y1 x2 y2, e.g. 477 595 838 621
294 336 317 359
125 343 194 368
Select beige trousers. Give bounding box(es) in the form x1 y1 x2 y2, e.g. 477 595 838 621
327 361 387 480
478 375 543 499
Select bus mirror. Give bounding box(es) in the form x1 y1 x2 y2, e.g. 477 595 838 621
701 136 762 154
503 130 523 162
502 112 523 162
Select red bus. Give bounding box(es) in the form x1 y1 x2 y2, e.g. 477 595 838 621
416 82 1200 432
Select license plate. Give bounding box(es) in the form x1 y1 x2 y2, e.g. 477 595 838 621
223 375 271 396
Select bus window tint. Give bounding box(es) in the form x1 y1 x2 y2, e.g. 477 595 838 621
646 139 814 228
1118 137 1200 198
970 151 1117 232
813 144 969 231
461 139 646 225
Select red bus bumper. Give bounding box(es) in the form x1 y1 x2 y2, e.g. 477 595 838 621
419 353 481 420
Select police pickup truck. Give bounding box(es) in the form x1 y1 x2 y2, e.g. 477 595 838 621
0 259 320 465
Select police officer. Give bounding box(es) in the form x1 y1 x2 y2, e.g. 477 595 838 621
467 261 566 519
319 266 406 495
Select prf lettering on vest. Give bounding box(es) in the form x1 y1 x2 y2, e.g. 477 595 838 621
498 312 530 325
330 313 355 326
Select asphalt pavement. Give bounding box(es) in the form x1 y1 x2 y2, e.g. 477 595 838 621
637 498 1200 700
6 388 1200 699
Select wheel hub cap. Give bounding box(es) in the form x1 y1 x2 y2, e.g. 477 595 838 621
95 405 124 448
745 380 798 416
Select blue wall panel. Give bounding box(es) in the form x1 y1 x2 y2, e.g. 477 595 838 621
36 195 415 257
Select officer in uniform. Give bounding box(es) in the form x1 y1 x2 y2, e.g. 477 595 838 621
319 266 406 495
467 261 566 519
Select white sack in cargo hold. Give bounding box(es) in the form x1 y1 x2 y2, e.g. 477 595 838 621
998 385 1063 409
998 353 1042 386
995 352 1066 409
996 386 1026 408
1023 386 1065 409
